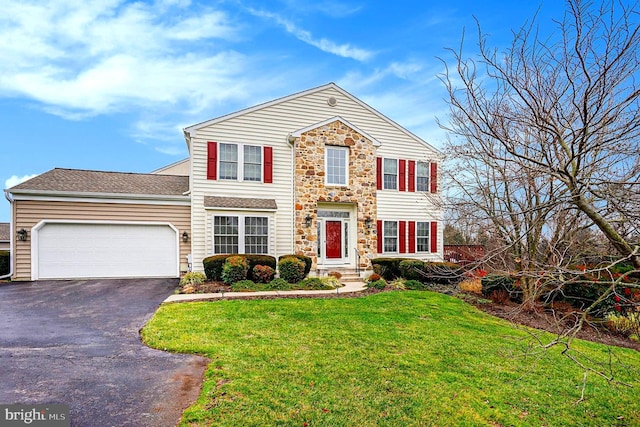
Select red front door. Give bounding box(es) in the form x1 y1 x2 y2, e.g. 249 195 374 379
325 221 342 259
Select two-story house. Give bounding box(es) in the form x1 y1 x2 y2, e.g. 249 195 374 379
4 83 442 281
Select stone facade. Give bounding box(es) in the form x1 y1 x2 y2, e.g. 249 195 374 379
292 120 377 270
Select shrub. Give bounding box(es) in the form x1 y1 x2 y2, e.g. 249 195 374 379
267 278 291 290
180 271 206 286
399 259 426 281
0 250 9 276
221 256 249 285
203 254 277 281
459 278 483 294
321 276 342 289
278 254 312 277
605 312 639 341
278 256 306 283
387 279 406 290
489 289 511 304
371 258 412 280
367 273 381 282
561 279 615 316
253 265 275 283
231 280 259 291
422 262 463 285
366 279 386 290
297 277 333 290
404 279 427 290
481 274 519 302
328 271 342 279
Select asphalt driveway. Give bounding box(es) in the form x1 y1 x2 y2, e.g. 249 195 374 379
0 279 208 427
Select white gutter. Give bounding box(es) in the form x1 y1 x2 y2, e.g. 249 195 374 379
9 189 190 203
1 189 13 280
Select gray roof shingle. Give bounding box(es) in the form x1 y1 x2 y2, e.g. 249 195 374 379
204 196 277 210
8 168 189 196
0 223 9 241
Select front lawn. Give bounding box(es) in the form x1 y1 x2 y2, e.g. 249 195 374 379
142 291 640 426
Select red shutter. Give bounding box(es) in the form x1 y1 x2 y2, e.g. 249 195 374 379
399 159 406 191
408 160 415 192
399 221 406 253
430 221 438 253
207 141 217 180
376 157 382 190
264 146 273 183
430 162 438 193
408 221 416 253
377 220 383 253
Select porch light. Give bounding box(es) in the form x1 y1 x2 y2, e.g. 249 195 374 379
364 217 374 229
304 215 313 228
16 228 28 241
182 231 189 242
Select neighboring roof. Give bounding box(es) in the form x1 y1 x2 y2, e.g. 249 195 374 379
8 168 189 197
289 116 381 146
183 82 440 154
0 223 9 242
150 158 190 174
204 196 278 210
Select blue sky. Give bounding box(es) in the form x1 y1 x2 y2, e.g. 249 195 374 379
0 0 567 222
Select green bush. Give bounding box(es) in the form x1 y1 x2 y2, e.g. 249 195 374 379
371 258 413 281
321 276 342 289
267 278 291 290
180 271 206 286
231 280 259 291
422 262 464 285
404 279 427 290
278 254 312 277
0 251 9 277
253 265 275 283
221 256 249 285
278 256 306 283
399 259 426 281
297 277 334 290
366 279 386 290
203 254 276 281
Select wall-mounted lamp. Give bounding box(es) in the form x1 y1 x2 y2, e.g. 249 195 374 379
182 231 189 242
364 217 374 229
16 228 28 241
304 215 313 228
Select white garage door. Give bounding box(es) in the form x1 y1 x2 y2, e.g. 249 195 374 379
35 222 179 279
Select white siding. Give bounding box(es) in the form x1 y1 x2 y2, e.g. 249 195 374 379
188 85 443 271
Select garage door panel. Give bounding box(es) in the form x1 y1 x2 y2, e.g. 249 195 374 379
36 223 178 279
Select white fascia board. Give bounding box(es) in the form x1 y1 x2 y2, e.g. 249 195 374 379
203 206 277 212
10 190 191 205
289 115 381 147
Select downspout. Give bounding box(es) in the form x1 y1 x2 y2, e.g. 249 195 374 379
0 189 13 280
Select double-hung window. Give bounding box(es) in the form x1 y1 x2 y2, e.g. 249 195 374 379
383 221 398 252
213 215 269 254
383 158 397 190
219 143 263 182
326 146 348 186
416 222 430 252
416 161 430 192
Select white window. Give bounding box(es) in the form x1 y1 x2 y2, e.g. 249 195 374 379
213 215 269 254
219 144 238 180
417 161 430 192
417 222 430 252
244 145 262 182
219 143 263 182
383 158 397 190
326 146 348 186
383 221 398 253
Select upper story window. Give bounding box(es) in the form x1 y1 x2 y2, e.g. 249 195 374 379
243 145 262 182
326 146 348 186
383 158 397 190
219 143 238 180
416 161 430 192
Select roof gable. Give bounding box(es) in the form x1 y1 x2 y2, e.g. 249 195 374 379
289 116 381 147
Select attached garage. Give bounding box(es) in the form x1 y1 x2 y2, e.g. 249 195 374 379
33 221 179 280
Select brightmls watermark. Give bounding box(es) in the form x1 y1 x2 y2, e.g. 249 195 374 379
0 405 69 427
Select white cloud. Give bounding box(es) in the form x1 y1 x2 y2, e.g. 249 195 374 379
0 0 248 118
5 174 38 190
247 8 374 61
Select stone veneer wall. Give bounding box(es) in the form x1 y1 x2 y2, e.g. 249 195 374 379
293 120 377 270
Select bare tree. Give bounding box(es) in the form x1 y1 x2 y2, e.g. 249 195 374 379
440 0 640 270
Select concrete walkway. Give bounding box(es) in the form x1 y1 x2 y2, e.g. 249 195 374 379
164 279 367 303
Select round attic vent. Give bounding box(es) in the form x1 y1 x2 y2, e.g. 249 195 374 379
327 96 337 107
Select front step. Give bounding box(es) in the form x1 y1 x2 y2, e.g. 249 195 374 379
314 267 365 283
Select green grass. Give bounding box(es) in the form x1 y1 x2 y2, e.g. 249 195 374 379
142 291 640 426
